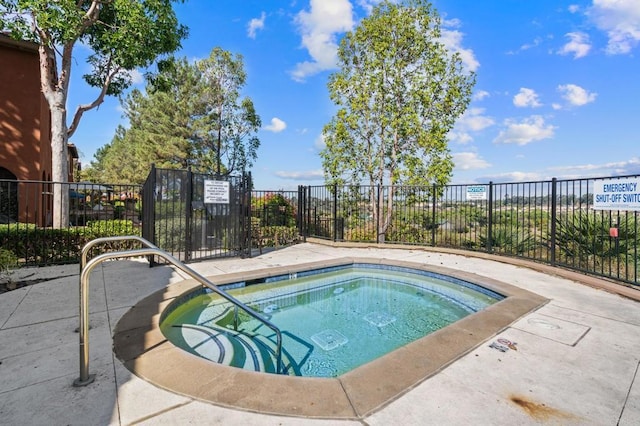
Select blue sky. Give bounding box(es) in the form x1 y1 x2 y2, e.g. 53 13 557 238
69 0 640 189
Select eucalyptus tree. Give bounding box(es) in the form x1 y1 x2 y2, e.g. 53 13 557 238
191 47 261 176
321 0 474 242
0 0 187 227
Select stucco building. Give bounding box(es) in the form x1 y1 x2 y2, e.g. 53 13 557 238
0 33 78 224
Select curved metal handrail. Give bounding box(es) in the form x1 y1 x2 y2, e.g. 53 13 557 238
74 238 283 386
80 235 152 272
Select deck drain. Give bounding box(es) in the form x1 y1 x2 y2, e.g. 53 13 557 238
310 329 348 351
364 311 397 327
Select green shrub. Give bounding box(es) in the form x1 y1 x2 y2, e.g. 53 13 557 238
0 220 140 265
480 226 538 255
252 193 296 227
0 248 18 289
554 213 638 260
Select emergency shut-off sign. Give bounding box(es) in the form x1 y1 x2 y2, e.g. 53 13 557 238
593 178 640 211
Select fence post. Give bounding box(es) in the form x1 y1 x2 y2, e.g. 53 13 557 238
376 184 381 243
240 172 253 258
487 181 493 254
142 163 157 266
431 183 437 246
307 186 312 238
184 167 193 262
298 185 306 241
335 185 339 241
550 177 557 266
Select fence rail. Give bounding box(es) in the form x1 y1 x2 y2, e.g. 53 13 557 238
2 174 639 289
0 179 142 266
299 176 640 287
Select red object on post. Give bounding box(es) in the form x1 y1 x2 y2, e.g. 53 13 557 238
609 227 619 238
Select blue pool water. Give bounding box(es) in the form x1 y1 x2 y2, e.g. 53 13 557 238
161 265 503 377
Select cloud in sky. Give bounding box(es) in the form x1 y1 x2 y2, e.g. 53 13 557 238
548 157 640 177
513 88 542 108
247 12 266 39
494 115 556 145
126 69 144 85
275 169 325 180
264 117 287 132
449 107 495 144
291 0 354 82
477 171 543 183
452 152 491 170
589 0 640 54
440 20 480 72
314 134 326 151
558 32 591 58
473 90 490 101
557 84 597 106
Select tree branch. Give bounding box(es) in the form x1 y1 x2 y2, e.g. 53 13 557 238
68 60 120 137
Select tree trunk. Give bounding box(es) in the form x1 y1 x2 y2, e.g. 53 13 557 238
50 103 70 229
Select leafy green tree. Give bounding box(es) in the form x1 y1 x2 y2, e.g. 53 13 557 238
191 48 261 175
321 0 474 242
1 0 187 227
87 47 261 183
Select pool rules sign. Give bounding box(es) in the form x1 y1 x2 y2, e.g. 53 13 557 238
204 180 230 204
593 177 640 211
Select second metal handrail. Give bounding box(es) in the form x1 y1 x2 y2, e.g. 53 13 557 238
74 236 283 386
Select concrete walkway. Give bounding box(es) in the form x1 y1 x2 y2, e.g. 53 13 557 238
0 243 638 425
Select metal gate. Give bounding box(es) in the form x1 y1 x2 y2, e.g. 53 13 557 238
142 165 251 262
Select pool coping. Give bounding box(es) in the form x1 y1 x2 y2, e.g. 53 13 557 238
113 257 549 420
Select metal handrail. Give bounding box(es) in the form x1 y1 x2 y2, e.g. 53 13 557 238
80 235 153 272
73 237 284 386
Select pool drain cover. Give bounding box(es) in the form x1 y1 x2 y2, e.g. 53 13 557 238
364 311 396 327
311 329 348 351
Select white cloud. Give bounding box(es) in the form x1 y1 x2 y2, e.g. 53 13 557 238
449 108 495 144
314 133 326 151
291 0 354 82
589 0 640 54
519 36 543 51
493 115 556 145
473 90 490 101
122 69 144 85
479 171 543 183
448 132 473 145
568 4 581 13
513 88 542 108
549 157 640 176
247 12 266 39
452 152 491 170
275 169 325 180
557 84 597 106
264 117 287 132
440 28 480 72
459 107 495 131
558 32 591 58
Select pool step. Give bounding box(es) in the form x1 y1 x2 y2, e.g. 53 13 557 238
170 324 296 375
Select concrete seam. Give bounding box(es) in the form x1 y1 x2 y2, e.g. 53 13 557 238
617 359 640 425
0 284 32 330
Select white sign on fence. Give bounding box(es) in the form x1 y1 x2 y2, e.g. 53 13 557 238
203 180 230 204
466 185 487 201
593 177 640 211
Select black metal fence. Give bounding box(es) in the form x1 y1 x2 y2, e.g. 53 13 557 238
249 190 299 251
142 166 251 262
2 172 639 289
0 179 142 265
299 176 640 287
